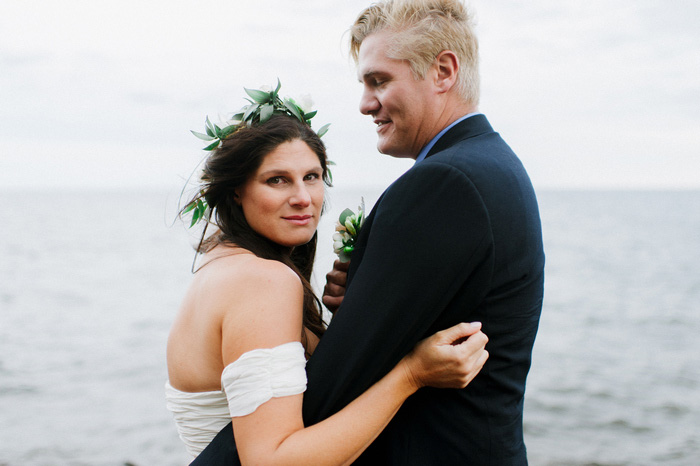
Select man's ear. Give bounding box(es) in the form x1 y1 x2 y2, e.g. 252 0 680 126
434 50 459 93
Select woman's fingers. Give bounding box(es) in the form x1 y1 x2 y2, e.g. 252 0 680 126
431 321 483 346
438 325 489 388
406 322 490 389
456 348 489 388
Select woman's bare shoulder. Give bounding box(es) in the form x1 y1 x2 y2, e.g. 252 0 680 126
202 255 304 363
196 252 301 296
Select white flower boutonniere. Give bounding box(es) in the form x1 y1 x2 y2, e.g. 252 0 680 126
333 198 366 263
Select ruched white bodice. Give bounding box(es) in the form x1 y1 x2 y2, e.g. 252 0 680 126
165 341 307 456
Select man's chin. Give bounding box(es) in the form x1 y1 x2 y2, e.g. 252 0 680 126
377 142 416 159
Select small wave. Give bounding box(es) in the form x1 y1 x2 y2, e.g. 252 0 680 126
644 402 689 419
0 384 39 396
602 418 653 434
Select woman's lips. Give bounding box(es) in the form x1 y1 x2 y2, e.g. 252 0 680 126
283 215 313 226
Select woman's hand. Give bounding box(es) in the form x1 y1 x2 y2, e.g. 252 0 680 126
401 322 489 390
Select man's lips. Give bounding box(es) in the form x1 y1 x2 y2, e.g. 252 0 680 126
283 215 313 225
374 119 391 133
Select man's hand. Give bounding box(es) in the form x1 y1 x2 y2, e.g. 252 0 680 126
322 259 350 314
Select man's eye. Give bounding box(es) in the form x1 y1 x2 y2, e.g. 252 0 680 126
305 173 320 181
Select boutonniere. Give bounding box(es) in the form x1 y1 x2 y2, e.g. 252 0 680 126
333 198 366 262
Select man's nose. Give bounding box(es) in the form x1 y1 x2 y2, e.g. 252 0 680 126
359 88 379 115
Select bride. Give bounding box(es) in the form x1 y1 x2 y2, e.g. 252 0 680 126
166 84 488 464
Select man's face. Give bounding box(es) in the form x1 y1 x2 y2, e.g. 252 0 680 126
357 31 439 159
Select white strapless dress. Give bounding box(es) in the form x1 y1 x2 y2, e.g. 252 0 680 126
165 341 307 457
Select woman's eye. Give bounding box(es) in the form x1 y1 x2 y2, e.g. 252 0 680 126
304 173 321 181
267 176 284 185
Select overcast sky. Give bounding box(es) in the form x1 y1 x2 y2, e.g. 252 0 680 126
1 0 698 192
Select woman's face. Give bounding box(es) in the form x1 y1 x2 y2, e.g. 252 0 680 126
236 139 325 248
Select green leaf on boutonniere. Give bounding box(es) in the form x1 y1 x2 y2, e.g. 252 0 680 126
338 208 354 225
332 197 365 261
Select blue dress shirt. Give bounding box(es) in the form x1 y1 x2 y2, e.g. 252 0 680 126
414 112 481 164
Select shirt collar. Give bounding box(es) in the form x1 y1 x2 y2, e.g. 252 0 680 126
414 112 481 164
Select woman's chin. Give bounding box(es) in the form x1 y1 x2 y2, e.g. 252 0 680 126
269 235 316 249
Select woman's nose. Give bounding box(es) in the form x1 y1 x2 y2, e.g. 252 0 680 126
290 184 311 207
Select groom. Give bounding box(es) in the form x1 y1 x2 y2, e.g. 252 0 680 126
307 1 544 464
194 0 544 464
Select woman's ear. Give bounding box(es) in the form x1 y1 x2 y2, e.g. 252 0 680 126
233 190 242 205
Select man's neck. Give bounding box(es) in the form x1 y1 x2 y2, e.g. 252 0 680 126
425 100 476 144
412 99 477 161
414 108 480 164
441 102 477 131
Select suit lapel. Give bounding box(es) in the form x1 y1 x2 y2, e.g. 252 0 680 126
346 190 385 286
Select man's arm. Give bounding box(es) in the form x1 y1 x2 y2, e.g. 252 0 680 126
304 162 494 423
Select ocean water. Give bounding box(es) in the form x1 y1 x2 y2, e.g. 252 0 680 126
0 188 698 465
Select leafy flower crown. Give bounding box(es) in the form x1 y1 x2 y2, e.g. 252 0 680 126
183 80 330 228
191 79 330 152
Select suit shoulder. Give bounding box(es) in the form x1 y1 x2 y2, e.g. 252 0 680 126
395 156 482 195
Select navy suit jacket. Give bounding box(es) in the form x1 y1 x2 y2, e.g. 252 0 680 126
192 114 544 465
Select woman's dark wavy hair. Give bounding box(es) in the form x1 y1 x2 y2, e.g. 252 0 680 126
184 115 331 340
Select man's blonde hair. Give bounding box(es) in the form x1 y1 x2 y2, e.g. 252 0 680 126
349 0 479 105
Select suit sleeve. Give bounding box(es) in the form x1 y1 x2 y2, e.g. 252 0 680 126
303 161 494 424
